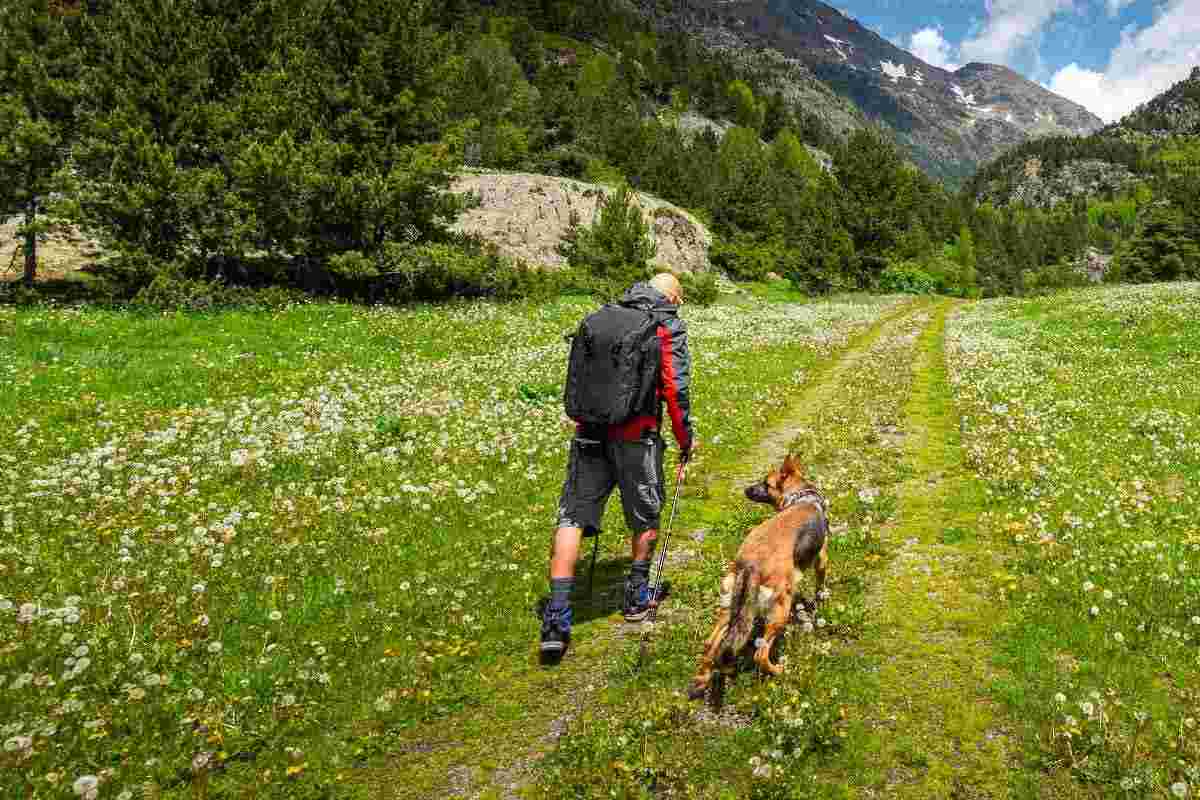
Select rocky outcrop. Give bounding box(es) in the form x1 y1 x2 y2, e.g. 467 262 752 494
979 158 1140 208
451 172 712 272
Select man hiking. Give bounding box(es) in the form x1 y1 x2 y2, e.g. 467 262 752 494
541 272 697 659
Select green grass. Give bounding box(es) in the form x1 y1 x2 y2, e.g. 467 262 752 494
5 282 1199 799
948 283 1200 797
0 292 909 799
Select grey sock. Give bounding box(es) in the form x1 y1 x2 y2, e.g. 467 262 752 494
629 559 651 585
549 578 574 610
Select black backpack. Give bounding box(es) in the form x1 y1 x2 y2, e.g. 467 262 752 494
563 303 662 426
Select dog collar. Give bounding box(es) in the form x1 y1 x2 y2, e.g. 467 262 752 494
780 488 827 514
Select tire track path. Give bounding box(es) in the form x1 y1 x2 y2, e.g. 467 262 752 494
385 299 932 799
836 300 1017 798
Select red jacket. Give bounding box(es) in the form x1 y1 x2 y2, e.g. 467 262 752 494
576 283 694 452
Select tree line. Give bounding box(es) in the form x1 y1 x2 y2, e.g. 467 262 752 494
1 0 1195 303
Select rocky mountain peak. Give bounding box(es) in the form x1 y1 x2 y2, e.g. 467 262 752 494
637 0 1103 184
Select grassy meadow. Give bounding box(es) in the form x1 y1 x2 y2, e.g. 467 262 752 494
2 283 1199 799
0 292 907 798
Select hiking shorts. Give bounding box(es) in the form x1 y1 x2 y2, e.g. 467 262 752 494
556 433 666 535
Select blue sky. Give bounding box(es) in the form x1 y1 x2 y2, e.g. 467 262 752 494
833 0 1200 122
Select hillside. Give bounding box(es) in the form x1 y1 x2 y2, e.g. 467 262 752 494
967 67 1200 207
639 0 1104 183
1106 66 1200 138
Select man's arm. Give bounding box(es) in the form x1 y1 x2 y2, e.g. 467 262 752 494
656 318 694 456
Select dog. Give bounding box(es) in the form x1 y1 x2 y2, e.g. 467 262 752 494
687 454 829 701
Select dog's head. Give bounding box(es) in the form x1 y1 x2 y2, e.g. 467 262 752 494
744 454 814 509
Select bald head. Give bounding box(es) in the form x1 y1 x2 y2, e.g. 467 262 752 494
649 272 684 305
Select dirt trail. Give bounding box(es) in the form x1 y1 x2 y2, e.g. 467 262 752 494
722 299 932 496
387 300 933 799
844 300 1017 798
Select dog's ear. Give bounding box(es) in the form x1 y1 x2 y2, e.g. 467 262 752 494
782 454 801 476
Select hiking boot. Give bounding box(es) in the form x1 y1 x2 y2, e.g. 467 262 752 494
623 579 655 622
539 605 572 660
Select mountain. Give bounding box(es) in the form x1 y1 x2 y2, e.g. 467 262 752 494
1104 66 1200 139
638 0 1104 183
967 66 1200 207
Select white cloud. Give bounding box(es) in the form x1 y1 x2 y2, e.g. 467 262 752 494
909 27 961 70
1047 0 1200 123
959 0 1075 66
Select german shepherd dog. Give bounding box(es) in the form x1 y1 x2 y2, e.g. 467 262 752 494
687 455 828 701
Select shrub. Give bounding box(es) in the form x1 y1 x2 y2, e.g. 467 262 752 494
1018 260 1090 295
709 235 779 281
878 262 937 295
130 271 308 311
131 272 237 311
338 242 575 304
679 270 719 306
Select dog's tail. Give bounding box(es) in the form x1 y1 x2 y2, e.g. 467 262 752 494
719 560 758 667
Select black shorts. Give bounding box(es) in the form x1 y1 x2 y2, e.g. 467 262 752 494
556 433 666 535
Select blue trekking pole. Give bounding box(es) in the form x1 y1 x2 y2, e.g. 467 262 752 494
637 459 688 670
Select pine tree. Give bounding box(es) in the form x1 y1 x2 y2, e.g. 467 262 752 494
558 182 656 296
1116 207 1200 283
0 0 83 285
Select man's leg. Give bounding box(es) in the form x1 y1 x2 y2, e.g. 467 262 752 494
542 438 614 658
615 435 666 621
545 525 584 622
550 526 585 580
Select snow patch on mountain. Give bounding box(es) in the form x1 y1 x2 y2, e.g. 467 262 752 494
880 60 908 83
824 35 851 61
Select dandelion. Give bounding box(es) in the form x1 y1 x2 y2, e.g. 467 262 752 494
1171 782 1189 798
191 752 212 774
269 610 282 621
1089 606 1099 617
207 642 223 655
73 775 99 799
3 735 32 754
1113 632 1124 643
1053 692 1067 704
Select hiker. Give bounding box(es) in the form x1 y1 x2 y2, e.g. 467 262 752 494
540 272 697 658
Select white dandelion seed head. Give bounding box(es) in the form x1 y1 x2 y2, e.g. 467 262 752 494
72 775 99 798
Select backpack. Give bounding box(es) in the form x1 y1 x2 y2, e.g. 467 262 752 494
563 303 662 426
